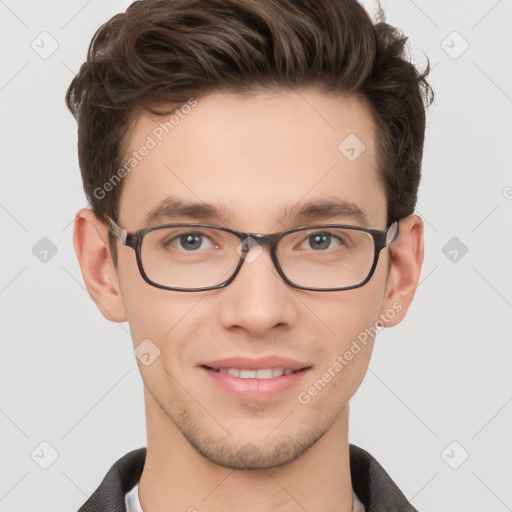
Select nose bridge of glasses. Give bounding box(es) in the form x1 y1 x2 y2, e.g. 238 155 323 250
246 232 274 245
238 232 277 255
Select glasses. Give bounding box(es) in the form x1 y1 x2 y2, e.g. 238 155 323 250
107 217 400 292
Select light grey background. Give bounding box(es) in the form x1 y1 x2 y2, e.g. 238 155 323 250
1 1 511 511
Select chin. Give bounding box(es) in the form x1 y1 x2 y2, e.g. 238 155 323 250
181 425 328 470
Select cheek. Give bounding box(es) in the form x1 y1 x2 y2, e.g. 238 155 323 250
303 281 384 344
297 277 385 394
115 251 183 343
115 253 210 374
297 290 379 410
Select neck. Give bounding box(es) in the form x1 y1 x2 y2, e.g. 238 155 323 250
138 388 354 512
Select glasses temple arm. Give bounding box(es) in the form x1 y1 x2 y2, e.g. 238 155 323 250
385 221 399 246
106 216 129 245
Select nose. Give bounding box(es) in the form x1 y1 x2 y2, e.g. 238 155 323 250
216 242 298 337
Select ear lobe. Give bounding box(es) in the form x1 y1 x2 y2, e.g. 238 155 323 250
379 214 424 327
73 208 127 323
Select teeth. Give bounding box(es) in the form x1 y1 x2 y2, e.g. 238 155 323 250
215 367 296 379
272 367 284 377
255 368 273 379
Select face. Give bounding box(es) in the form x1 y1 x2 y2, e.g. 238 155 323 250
81 89 420 470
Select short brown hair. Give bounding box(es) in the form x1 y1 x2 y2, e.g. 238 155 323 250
66 0 433 239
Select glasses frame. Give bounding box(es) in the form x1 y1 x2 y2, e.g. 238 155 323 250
107 217 400 292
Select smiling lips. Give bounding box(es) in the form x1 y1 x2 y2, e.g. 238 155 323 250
204 367 299 379
201 356 310 377
200 356 312 399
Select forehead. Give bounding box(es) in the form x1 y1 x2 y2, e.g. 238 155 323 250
118 89 386 230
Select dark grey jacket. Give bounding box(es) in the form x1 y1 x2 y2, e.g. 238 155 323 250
78 444 419 511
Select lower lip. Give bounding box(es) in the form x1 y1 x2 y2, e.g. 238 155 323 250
201 367 311 400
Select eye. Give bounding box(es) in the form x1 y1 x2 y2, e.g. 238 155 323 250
300 232 344 251
169 232 215 251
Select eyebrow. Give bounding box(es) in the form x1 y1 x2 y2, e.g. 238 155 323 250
143 195 370 227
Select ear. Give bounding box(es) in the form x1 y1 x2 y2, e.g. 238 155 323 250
378 214 424 327
73 208 127 323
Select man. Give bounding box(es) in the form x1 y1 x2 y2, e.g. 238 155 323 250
66 0 433 510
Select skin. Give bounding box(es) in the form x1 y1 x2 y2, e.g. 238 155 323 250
74 88 424 512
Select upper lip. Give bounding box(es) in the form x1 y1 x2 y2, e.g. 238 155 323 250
201 356 311 371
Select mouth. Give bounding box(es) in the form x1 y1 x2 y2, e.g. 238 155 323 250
199 357 312 400
202 365 309 379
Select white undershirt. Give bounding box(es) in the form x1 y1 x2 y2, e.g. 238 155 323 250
125 482 365 511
